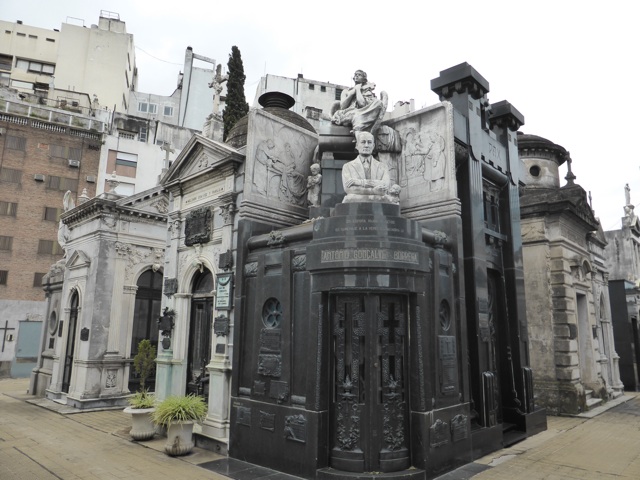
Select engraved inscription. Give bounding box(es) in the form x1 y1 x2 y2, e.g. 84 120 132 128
259 411 276 432
439 336 457 394
236 406 252 427
321 248 418 264
253 380 266 396
258 354 282 377
260 329 282 352
451 414 469 442
163 277 178 297
430 419 449 448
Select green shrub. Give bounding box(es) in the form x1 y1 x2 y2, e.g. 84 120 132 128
151 395 207 427
133 339 156 390
127 389 155 409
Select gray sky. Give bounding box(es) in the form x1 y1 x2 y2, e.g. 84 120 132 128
3 0 638 230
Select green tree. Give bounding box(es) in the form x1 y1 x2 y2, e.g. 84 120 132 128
133 339 157 391
223 45 249 141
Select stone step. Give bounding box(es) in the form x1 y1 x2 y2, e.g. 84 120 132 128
586 396 603 409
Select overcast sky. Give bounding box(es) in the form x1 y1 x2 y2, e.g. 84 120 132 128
3 0 638 230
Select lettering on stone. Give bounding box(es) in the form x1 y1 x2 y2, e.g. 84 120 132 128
260 329 281 353
184 207 211 246
258 354 282 377
320 248 418 264
106 370 117 388
215 344 226 354
438 336 457 394
236 406 252 427
284 414 307 443
253 380 266 396
259 411 276 432
451 414 468 442
163 277 178 297
430 419 449 448
269 380 289 404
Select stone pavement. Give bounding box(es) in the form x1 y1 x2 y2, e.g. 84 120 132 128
2 378 640 480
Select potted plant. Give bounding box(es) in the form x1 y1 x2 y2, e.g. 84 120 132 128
151 394 208 456
123 339 157 440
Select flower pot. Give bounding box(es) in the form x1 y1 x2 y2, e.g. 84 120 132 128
124 407 156 441
164 421 195 456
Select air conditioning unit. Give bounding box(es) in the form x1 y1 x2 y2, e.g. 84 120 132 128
34 174 45 182
86 175 96 183
68 159 80 168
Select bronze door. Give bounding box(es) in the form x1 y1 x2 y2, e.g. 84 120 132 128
186 297 212 401
330 293 409 473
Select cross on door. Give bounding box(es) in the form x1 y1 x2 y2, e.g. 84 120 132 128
1 320 16 352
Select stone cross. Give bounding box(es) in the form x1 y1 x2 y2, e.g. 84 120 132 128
209 64 228 116
161 142 175 171
1 320 15 352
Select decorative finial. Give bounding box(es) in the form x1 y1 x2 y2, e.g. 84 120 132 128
564 152 576 186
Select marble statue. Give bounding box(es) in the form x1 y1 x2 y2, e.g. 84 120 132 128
307 163 322 207
342 131 397 203
57 190 75 258
332 70 388 134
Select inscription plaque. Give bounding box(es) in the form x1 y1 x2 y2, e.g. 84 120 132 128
215 273 233 310
269 380 289 403
260 329 281 352
259 411 276 432
214 315 230 337
163 277 178 297
430 419 449 448
451 414 468 442
215 344 226 354
253 380 266 396
80 327 89 341
438 336 457 394
284 414 307 443
320 248 419 264
258 354 282 377
185 207 211 246
236 406 252 427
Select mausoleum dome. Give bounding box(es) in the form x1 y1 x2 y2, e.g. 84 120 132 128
518 132 568 189
225 91 316 149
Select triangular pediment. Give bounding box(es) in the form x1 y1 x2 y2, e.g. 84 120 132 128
67 249 91 270
161 133 244 186
117 186 169 217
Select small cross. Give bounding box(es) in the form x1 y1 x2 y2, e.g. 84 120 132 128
1 320 16 352
160 142 175 170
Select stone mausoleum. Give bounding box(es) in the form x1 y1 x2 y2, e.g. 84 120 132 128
225 63 545 479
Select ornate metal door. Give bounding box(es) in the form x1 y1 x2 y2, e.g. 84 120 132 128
330 293 409 473
187 297 212 401
61 292 79 394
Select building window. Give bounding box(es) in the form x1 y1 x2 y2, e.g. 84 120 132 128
321 86 326 92
118 131 135 140
137 102 157 114
46 37 55 43
0 201 18 217
43 207 62 222
50 145 81 161
116 152 138 168
0 270 7 285
308 84 315 90
0 235 13 251
15 58 55 75
33 272 46 287
6 135 26 151
0 167 22 184
46 176 78 192
37 239 64 255
335 89 343 100
163 106 173 117
139 126 148 142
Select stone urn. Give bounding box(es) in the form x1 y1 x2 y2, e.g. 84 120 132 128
123 406 156 441
164 421 195 456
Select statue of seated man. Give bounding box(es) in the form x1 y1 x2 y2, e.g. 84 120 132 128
332 70 387 134
342 131 394 203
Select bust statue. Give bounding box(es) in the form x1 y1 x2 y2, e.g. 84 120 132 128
342 131 397 203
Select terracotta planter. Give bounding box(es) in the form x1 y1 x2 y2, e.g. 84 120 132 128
164 421 195 456
123 407 156 441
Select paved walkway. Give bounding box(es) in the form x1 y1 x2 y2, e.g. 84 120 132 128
1 378 640 479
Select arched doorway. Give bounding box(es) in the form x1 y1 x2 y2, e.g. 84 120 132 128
128 269 163 391
61 291 79 394
187 269 213 401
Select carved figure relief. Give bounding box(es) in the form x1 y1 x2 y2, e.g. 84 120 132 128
399 128 447 193
249 113 317 207
150 198 169 214
331 70 388 135
106 370 117 388
184 207 212 246
430 419 449 448
284 414 307 443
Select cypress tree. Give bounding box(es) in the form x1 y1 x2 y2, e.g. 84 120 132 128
223 45 249 141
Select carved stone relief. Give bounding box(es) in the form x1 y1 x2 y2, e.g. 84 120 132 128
106 370 117 388
430 419 449 448
399 128 447 193
185 207 212 246
284 414 307 443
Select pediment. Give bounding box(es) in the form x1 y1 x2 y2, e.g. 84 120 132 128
67 249 91 270
161 133 244 186
117 187 169 217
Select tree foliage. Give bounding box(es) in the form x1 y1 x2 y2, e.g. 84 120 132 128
133 339 156 390
223 45 249 141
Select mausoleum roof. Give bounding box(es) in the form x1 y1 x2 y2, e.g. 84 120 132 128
518 132 568 166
